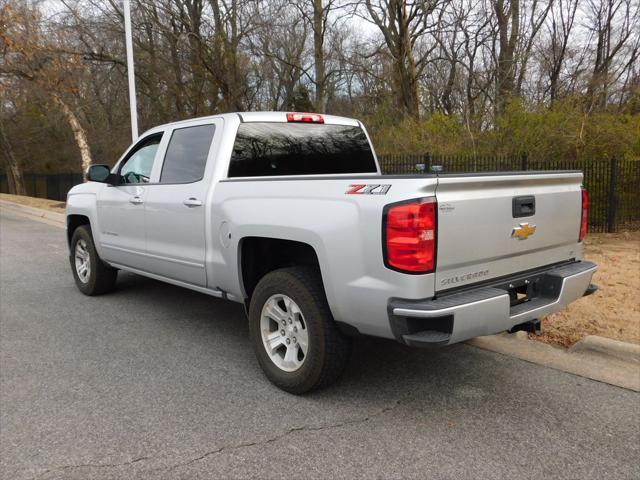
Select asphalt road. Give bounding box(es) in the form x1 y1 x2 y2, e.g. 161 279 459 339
1 209 638 480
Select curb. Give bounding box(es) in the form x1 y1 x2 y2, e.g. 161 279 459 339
570 335 640 365
467 333 640 392
0 199 65 228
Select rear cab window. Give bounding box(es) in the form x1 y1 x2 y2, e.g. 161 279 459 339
228 122 377 177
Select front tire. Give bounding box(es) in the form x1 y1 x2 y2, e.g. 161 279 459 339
70 225 117 296
249 267 351 394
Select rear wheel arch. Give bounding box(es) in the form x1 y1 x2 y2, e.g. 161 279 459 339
239 236 325 303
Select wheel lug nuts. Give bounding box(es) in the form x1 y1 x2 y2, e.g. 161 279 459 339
280 330 285 336
286 338 291 345
281 320 286 326
289 319 293 324
293 337 297 343
293 326 298 332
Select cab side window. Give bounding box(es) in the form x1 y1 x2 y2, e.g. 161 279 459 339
119 134 163 184
160 124 216 184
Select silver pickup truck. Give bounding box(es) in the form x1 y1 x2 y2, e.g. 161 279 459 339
66 112 597 393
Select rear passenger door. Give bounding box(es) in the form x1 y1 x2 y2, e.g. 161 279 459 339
143 121 219 286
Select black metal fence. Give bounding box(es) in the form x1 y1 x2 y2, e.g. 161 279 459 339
1 156 638 232
378 154 639 233
0 173 83 202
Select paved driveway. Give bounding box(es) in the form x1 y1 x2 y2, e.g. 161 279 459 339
1 209 638 479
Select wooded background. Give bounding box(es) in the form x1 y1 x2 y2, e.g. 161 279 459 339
0 0 638 195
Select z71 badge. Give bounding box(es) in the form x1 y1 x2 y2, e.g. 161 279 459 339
345 184 391 195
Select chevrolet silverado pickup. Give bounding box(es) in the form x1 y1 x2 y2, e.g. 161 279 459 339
66 112 597 393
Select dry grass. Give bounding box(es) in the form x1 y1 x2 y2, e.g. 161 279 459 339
0 193 66 212
533 232 640 347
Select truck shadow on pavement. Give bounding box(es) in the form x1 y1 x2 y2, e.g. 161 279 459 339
109 271 510 401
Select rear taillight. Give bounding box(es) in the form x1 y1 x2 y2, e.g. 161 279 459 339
383 198 437 274
579 187 588 242
286 112 324 123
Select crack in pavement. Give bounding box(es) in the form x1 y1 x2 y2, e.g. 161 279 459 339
25 399 402 479
161 398 403 474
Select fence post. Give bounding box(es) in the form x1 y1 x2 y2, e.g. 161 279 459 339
607 157 618 233
416 152 430 174
521 152 529 171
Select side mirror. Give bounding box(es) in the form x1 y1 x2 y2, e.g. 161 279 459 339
86 164 114 184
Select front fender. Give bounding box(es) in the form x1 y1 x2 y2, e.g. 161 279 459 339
66 184 103 257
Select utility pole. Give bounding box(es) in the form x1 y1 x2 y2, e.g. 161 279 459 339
123 0 138 141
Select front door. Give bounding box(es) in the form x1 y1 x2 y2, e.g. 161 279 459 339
143 123 217 286
96 133 163 271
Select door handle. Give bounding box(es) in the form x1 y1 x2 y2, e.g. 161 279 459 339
183 197 203 207
129 196 143 205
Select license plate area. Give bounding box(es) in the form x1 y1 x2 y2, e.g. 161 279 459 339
497 274 546 307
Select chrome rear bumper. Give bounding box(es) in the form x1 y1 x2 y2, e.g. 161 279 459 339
388 261 597 347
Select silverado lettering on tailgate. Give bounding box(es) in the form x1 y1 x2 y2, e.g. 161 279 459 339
440 269 490 287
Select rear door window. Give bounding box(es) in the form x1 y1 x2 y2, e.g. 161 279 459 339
160 124 216 184
228 123 377 177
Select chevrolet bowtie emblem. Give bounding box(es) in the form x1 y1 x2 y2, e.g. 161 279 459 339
512 222 536 240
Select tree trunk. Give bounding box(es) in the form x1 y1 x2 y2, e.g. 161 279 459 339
494 0 520 113
442 61 456 115
313 0 327 112
365 0 421 119
391 0 420 118
397 17 420 119
0 119 26 195
211 0 245 112
52 95 93 174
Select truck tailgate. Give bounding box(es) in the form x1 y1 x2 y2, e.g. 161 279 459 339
434 172 583 292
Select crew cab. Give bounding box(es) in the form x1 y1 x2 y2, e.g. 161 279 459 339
66 112 597 393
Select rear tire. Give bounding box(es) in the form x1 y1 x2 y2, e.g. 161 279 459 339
70 225 117 296
249 267 351 394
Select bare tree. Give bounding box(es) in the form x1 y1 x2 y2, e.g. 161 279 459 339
0 2 94 172
515 0 554 95
585 0 635 111
290 0 339 112
493 0 520 112
542 0 578 105
0 0 638 182
361 0 440 119
0 112 25 195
